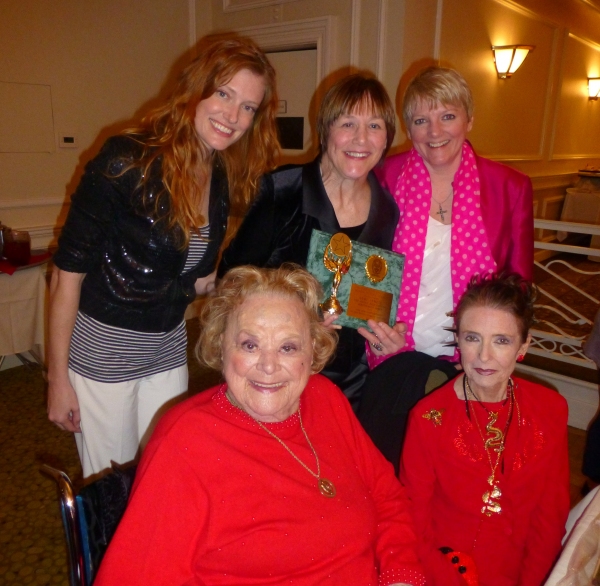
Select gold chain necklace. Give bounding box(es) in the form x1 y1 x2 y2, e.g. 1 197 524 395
225 389 336 498
463 376 514 516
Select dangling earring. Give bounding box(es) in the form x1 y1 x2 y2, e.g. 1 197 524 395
517 354 525 362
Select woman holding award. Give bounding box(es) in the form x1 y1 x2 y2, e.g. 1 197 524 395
358 67 534 467
219 74 404 409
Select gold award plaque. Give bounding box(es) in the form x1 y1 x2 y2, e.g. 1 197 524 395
329 233 352 256
365 255 388 283
320 233 353 316
346 284 393 323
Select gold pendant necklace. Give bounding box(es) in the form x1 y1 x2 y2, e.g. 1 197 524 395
226 389 336 498
463 376 515 516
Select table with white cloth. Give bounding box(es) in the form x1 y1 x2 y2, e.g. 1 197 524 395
558 187 600 261
0 261 48 367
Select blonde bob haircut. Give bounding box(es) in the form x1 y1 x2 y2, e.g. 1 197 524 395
197 265 338 373
317 74 396 162
402 66 474 129
123 33 279 246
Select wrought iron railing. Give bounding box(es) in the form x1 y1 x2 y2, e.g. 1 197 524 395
531 219 600 370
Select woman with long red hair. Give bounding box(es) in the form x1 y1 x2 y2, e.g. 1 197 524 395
47 34 279 478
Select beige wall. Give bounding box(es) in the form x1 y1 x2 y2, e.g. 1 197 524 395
0 0 191 247
2 0 600 246
206 0 600 224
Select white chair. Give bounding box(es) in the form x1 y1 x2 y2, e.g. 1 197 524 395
544 486 600 585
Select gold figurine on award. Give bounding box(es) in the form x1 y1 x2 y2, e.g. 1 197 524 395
321 233 353 316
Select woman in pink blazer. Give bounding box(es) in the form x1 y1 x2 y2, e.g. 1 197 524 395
357 67 533 470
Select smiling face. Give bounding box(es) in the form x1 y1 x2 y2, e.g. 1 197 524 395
458 305 530 401
194 68 266 153
321 107 388 184
222 294 314 422
407 99 473 174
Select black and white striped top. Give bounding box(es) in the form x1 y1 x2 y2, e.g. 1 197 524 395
69 226 210 383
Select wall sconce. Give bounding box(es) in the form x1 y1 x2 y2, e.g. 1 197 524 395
589 78 600 100
491 45 535 79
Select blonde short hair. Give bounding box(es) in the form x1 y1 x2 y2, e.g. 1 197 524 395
402 66 474 129
197 265 338 372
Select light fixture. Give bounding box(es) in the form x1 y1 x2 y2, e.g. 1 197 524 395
491 45 535 79
589 78 600 100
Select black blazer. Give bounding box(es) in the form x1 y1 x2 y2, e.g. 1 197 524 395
55 135 229 333
219 157 398 276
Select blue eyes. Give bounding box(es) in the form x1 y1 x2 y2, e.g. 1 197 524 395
339 121 384 129
215 90 257 114
413 114 456 125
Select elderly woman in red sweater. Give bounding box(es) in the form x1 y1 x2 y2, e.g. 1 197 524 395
400 273 569 586
95 265 425 586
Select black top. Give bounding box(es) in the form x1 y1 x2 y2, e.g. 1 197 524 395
219 157 398 272
54 135 230 333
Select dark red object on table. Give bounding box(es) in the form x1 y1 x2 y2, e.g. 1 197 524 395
0 251 51 275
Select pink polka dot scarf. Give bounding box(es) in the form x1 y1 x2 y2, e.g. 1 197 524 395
366 142 497 369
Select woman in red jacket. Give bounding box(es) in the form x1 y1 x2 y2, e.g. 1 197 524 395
94 266 425 586
400 273 569 586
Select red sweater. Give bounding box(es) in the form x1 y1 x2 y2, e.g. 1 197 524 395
95 375 425 586
400 377 570 586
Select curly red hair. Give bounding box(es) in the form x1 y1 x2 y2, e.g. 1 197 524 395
123 33 279 245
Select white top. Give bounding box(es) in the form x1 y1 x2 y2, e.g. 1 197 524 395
412 216 454 357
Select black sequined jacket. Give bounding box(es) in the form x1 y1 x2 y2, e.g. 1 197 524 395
54 135 229 333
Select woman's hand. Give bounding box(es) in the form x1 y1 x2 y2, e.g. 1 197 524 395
194 271 216 296
47 267 85 432
48 379 81 432
358 320 407 357
321 312 342 330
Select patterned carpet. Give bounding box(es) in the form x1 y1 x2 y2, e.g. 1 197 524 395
0 320 220 586
0 363 80 585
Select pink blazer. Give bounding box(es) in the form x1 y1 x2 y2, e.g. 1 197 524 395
375 147 534 280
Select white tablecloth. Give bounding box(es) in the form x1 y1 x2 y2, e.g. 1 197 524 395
0 263 47 357
558 189 600 260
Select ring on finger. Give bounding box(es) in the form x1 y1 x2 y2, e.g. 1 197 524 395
371 342 383 352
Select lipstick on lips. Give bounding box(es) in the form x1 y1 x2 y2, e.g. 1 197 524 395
474 368 496 376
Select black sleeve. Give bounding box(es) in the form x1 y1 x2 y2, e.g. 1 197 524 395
217 174 278 277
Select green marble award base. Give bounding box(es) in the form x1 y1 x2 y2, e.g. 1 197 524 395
306 229 405 330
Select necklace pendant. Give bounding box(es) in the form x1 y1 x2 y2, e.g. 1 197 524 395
318 478 336 498
482 482 502 516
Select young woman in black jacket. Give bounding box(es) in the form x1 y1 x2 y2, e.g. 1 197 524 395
48 34 279 478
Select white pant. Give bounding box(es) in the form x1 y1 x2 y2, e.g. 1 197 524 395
69 365 188 479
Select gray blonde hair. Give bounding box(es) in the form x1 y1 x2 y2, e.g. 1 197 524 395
197 264 338 372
